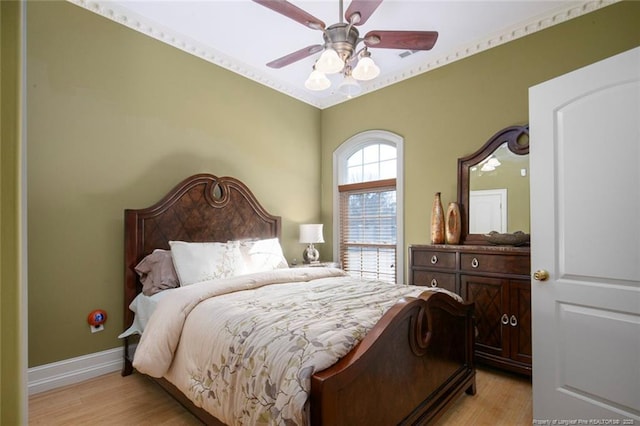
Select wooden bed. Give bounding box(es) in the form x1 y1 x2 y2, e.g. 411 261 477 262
121 173 476 425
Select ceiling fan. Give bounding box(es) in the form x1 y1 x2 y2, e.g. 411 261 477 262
252 0 439 95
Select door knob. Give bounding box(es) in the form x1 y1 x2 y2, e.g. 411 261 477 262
533 270 549 281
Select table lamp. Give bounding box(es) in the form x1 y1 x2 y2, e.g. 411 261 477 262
299 224 324 264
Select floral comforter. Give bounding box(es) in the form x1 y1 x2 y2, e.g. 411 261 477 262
133 267 460 426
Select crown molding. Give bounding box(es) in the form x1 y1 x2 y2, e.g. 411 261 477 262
355 0 621 103
67 0 619 110
67 0 325 108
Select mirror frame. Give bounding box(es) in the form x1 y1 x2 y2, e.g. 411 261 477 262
457 124 529 245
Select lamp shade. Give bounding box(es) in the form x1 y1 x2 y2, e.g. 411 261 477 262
338 75 362 98
352 56 380 81
299 224 324 244
315 48 344 74
305 69 331 91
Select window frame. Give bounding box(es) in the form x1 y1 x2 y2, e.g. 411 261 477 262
333 130 404 284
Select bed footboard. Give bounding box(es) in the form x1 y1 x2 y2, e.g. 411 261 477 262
310 291 475 425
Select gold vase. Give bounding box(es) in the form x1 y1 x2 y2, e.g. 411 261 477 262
445 202 461 245
431 192 445 244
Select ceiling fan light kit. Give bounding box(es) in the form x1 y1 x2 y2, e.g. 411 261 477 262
305 68 331 91
253 0 438 97
351 51 380 81
338 70 363 98
315 47 344 74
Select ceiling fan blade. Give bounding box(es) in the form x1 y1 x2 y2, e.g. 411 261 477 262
266 44 324 69
345 0 383 26
364 30 439 50
252 0 325 30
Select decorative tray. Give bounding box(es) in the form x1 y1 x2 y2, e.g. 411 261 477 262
483 231 530 246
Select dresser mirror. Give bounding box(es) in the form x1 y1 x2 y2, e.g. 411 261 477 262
457 125 530 245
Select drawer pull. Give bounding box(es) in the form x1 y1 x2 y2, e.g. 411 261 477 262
510 315 518 327
430 279 438 288
430 255 438 264
471 257 479 268
501 314 509 325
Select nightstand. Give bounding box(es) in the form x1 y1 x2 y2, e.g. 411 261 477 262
291 261 341 269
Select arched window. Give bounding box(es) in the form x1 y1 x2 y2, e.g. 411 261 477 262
333 130 404 284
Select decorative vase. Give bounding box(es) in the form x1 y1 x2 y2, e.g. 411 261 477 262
445 202 461 245
430 192 445 244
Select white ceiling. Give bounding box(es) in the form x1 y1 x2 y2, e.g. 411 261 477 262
69 0 612 109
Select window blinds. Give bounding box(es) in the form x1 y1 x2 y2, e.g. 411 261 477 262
339 178 396 283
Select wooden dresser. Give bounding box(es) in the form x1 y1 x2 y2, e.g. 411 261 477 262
409 244 532 376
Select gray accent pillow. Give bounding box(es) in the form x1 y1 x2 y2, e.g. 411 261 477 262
135 249 179 296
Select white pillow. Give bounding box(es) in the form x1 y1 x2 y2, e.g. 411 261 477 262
169 241 245 286
236 238 289 273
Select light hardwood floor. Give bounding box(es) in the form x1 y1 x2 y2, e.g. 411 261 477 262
434 366 532 425
29 366 531 425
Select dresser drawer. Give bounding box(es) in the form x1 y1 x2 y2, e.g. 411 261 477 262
411 249 456 270
460 253 530 275
411 270 456 293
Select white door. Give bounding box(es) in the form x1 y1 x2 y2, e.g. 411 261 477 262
469 189 507 233
529 47 640 422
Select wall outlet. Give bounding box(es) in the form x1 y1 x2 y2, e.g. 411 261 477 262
90 324 104 333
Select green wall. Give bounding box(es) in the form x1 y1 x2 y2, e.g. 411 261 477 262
27 1 321 366
23 0 640 378
320 1 640 275
1 1 25 423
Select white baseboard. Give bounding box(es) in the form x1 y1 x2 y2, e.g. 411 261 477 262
28 347 125 395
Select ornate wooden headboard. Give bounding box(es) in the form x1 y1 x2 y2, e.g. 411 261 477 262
123 174 281 330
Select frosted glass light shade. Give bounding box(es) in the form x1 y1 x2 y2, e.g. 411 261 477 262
338 75 362 98
352 56 380 81
304 70 330 91
299 224 324 244
487 157 501 167
480 156 501 172
315 48 344 74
